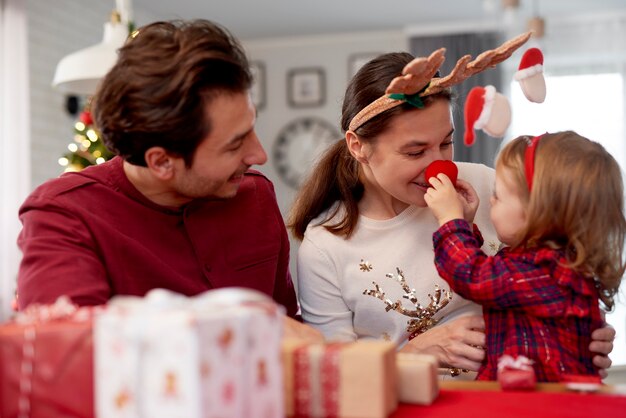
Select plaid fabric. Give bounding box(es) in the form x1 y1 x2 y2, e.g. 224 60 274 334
433 219 603 382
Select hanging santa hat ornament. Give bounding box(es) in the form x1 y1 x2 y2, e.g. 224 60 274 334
463 85 512 146
514 48 546 103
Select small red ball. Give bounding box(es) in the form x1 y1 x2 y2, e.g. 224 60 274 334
425 160 458 186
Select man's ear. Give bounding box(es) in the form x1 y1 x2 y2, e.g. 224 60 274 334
144 147 176 180
345 130 369 164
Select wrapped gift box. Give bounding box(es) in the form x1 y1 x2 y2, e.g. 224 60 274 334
499 369 536 390
282 339 397 418
497 355 536 391
0 297 95 418
95 288 284 418
396 353 439 405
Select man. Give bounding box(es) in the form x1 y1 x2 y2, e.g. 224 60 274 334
16 20 299 319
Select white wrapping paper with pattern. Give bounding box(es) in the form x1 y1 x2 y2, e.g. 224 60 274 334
95 288 284 418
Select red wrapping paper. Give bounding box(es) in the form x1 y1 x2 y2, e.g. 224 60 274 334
0 305 95 418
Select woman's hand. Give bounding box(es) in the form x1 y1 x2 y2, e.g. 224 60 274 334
283 316 326 343
590 324 615 378
400 315 486 371
425 174 465 226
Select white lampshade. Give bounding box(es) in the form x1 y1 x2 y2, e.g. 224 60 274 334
52 19 128 95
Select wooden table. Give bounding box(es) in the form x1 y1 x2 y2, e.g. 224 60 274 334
390 381 626 418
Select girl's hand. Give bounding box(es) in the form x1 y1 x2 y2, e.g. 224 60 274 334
400 315 486 371
424 174 464 226
455 179 480 224
590 324 615 378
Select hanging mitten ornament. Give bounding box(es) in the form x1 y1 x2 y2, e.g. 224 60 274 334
425 160 458 187
515 48 546 103
463 85 511 146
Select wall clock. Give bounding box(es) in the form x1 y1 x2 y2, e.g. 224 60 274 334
272 117 340 189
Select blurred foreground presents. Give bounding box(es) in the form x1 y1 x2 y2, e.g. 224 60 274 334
1 288 441 418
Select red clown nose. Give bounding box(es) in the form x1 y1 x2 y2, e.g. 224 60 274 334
425 160 458 187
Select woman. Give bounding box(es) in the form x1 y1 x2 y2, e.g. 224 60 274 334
288 51 614 376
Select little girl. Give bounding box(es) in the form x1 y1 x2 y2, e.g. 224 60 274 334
424 131 626 382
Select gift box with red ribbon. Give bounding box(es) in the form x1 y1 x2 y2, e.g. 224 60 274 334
95 288 284 418
282 339 397 418
497 355 536 391
0 297 97 418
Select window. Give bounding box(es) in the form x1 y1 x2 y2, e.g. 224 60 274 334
510 73 624 166
510 73 626 366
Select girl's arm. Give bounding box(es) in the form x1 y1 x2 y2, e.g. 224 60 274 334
432 220 567 317
425 175 566 315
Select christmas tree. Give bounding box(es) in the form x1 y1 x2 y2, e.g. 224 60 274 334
57 10 135 173
58 105 114 172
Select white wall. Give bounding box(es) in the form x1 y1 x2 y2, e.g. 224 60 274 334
27 0 158 188
1 0 30 321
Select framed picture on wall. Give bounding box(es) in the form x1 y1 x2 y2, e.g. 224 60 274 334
348 52 381 80
287 67 325 108
249 61 266 110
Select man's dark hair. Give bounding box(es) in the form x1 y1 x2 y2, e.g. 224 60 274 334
93 20 251 166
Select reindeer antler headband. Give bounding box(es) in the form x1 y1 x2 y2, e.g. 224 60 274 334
348 31 532 132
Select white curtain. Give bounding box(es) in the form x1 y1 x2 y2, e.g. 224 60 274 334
540 12 626 72
0 0 30 321
410 32 503 167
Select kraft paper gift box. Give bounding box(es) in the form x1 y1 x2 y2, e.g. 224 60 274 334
396 353 439 405
95 288 284 418
0 297 96 418
282 339 397 418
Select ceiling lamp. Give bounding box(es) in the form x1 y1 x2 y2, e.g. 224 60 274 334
52 0 132 95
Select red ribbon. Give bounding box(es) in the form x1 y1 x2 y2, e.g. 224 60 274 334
293 344 343 417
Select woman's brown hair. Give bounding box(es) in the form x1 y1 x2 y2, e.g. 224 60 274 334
93 20 251 167
288 52 452 240
497 131 626 310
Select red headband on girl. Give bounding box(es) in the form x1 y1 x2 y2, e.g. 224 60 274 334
524 135 542 191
